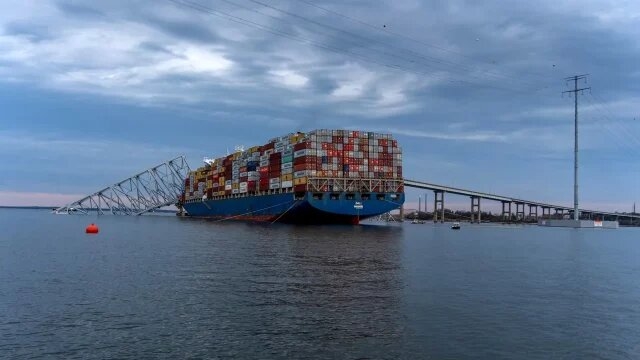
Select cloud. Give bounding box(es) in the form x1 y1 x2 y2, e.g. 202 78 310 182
0 130 197 194
268 69 309 88
1 0 639 207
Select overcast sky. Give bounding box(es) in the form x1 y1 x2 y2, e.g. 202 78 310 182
1 0 639 211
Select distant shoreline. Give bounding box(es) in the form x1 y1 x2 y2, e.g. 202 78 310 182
0 206 56 210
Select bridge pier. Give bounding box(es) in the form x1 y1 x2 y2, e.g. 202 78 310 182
433 190 444 223
501 201 512 222
541 206 550 219
528 204 538 220
470 196 481 223
515 202 525 221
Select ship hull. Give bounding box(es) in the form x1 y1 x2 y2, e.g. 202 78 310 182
182 192 404 225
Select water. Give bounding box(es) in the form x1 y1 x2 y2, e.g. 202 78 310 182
1 209 640 359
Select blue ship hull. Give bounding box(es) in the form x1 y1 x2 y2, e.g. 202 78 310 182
182 192 404 224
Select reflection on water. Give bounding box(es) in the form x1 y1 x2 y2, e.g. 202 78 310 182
2 210 640 359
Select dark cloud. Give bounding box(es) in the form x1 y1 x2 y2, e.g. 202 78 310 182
3 21 53 42
54 1 105 18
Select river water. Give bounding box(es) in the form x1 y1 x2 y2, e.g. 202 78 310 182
1 209 639 359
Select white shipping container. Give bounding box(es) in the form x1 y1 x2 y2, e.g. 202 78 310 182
282 167 293 175
281 162 293 170
269 183 281 189
269 177 280 184
281 180 293 188
225 185 232 190
232 189 239 194
225 180 232 186
294 170 308 178
260 159 269 167
239 182 248 188
240 172 248 178
293 149 308 158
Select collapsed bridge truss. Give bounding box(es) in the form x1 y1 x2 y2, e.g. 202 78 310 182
54 156 190 215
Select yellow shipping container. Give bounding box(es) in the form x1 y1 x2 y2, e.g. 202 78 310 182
219 177 225 185
206 180 213 188
293 177 307 185
232 183 239 189
281 174 293 181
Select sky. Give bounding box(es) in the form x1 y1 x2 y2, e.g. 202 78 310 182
0 0 639 212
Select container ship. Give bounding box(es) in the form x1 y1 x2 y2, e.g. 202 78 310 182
179 129 404 224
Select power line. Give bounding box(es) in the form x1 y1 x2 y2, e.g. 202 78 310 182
166 0 542 95
588 92 640 147
293 0 555 81
249 0 546 89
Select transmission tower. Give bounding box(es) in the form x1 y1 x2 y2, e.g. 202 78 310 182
563 74 590 221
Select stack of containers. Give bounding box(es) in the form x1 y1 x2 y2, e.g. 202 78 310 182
183 130 402 200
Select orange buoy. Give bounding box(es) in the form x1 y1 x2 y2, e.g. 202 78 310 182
85 223 99 234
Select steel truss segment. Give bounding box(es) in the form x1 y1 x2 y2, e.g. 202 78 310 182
305 178 403 193
54 156 190 216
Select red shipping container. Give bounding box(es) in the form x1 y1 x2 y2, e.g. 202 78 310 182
294 184 307 192
294 164 308 172
293 141 310 151
293 156 314 166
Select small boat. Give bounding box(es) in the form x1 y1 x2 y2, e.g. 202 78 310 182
451 222 461 230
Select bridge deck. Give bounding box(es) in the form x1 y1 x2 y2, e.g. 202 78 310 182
404 179 640 219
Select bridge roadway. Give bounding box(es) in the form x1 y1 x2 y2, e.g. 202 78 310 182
403 179 640 222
